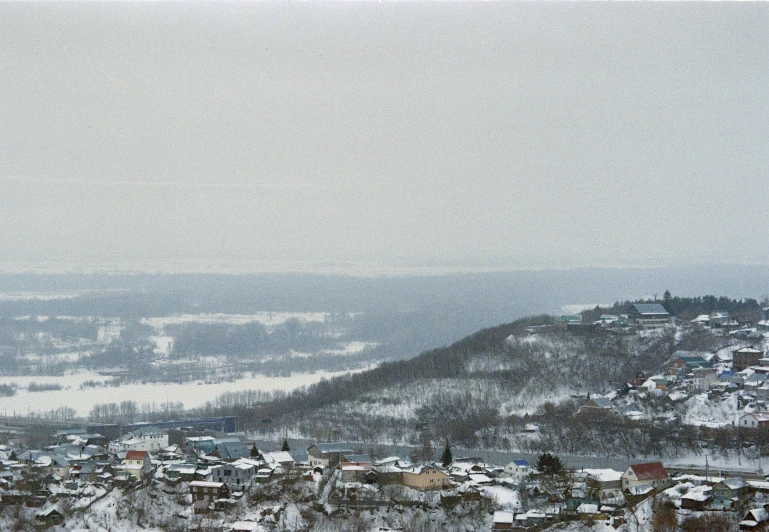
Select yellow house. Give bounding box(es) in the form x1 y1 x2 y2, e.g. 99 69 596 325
118 450 152 480
402 465 450 491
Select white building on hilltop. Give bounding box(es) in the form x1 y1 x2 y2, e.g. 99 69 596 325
109 427 169 453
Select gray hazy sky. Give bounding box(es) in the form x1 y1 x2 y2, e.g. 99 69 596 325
2 2 767 274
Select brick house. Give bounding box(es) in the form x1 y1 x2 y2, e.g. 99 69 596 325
734 347 764 372
189 480 229 503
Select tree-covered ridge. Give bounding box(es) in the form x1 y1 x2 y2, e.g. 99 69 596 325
197 314 711 451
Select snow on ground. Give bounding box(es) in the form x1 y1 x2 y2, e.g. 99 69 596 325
0 291 90 301
501 386 577 417
322 341 378 356
0 368 365 417
482 485 522 511
141 312 329 332
682 392 738 427
666 450 768 474
149 335 174 356
19 351 89 363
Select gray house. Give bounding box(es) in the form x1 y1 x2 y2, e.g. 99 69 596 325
627 304 671 329
210 459 258 490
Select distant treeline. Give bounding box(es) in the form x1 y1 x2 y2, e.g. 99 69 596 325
167 320 336 357
0 316 99 345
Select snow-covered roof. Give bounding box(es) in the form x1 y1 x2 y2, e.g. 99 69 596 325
735 347 764 354
190 480 225 488
583 469 621 482
721 477 747 490
230 522 260 532
681 486 711 501
309 442 353 454
260 451 293 464
744 508 769 523
493 511 514 524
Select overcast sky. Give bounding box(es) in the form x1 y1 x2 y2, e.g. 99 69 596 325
1 2 767 274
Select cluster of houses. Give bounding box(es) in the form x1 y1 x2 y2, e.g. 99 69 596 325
545 303 675 334
5 421 769 531
574 339 769 426
492 460 769 530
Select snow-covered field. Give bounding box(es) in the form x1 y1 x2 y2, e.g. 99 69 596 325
0 368 362 417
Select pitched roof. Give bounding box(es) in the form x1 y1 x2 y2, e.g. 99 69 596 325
215 441 250 460
735 347 764 354
744 412 769 423
124 450 149 461
343 453 371 463
586 397 614 409
722 477 747 490
309 443 353 454
263 451 294 463
631 303 670 316
628 462 668 481
493 511 514 524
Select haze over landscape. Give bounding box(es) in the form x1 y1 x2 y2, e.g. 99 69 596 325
3 4 769 530
2 2 767 275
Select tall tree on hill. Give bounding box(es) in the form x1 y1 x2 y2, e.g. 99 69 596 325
281 438 290 452
441 440 453 467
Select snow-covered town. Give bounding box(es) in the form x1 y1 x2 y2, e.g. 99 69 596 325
3 301 769 530
1 421 768 531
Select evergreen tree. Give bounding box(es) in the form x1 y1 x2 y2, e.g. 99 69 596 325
536 452 564 476
662 290 673 313
441 440 453 467
250 445 258 458
281 438 290 452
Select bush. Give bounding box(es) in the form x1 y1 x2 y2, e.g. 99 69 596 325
27 382 62 392
680 513 732 532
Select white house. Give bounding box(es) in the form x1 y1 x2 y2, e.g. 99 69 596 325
621 462 669 491
503 459 532 480
109 427 168 453
739 412 769 429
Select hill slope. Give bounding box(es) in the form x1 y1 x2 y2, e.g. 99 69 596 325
203 316 719 455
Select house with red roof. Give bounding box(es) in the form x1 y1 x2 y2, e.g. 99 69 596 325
621 462 669 491
118 450 153 480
